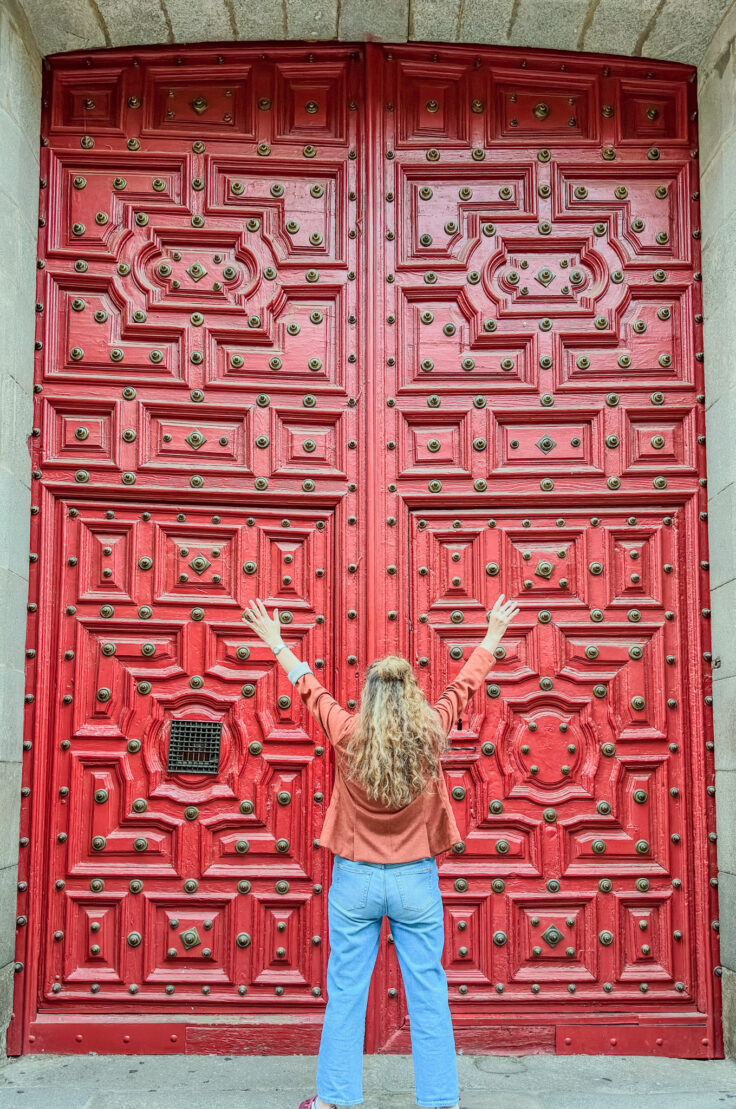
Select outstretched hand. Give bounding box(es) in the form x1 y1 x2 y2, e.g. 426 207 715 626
485 594 520 639
242 597 282 648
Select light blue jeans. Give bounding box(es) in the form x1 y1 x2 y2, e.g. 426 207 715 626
316 853 459 1108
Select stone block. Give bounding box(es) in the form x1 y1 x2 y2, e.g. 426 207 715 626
286 0 338 39
0 959 14 1058
700 0 736 77
507 0 601 53
0 472 30 579
0 297 37 402
164 0 235 43
701 302 736 405
94 0 170 47
0 377 33 488
0 864 18 970
0 112 40 233
410 0 462 43
723 966 736 1059
716 768 736 873
700 131 736 253
707 481 736 590
0 224 38 399
713 673 736 771
701 211 736 345
17 0 108 56
0 3 41 146
700 299 736 412
0 569 29 660
642 0 732 65
0 666 25 766
338 0 409 42
720 870 736 972
710 577 736 680
456 0 515 45
0 763 21 870
581 0 662 58
704 383 736 495
698 54 736 178
230 0 286 39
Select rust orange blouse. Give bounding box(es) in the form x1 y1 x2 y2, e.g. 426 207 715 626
291 644 497 863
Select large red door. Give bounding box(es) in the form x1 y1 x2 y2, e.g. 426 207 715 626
13 41 720 1057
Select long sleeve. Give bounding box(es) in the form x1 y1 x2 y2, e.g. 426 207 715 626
431 643 496 736
292 670 353 747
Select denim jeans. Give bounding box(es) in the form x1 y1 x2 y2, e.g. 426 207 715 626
316 853 459 1108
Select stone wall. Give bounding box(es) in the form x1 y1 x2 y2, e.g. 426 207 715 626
13 0 736 64
699 0 736 1060
0 0 41 1058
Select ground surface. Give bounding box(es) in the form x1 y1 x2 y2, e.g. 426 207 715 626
0 1053 735 1107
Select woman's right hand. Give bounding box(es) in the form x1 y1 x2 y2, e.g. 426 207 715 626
484 594 520 641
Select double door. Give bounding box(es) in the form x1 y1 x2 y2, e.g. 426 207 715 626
12 40 720 1056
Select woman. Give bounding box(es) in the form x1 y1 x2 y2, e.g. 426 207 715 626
243 594 519 1109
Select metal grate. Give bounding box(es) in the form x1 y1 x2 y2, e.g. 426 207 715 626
167 719 222 775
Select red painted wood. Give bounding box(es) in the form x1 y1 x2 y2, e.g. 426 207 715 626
11 39 720 1058
556 1023 712 1058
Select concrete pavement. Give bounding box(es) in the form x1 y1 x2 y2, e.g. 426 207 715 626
0 1052 735 1108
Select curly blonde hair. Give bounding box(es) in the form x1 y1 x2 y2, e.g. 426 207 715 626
341 654 448 810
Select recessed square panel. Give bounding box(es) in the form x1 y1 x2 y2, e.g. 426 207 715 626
59 895 125 990
623 409 694 474
144 68 254 135
607 527 662 606
274 62 349 141
616 895 674 981
399 412 470 477
395 61 472 144
503 526 587 605
153 522 238 603
143 897 235 985
489 72 598 140
508 898 596 982
141 406 250 472
273 409 344 475
617 80 687 142
43 399 119 469
77 521 135 600
51 71 125 132
492 411 602 474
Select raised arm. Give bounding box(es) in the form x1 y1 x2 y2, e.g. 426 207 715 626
431 594 520 735
241 597 352 746
432 643 497 736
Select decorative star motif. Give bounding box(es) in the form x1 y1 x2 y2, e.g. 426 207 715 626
185 429 207 450
188 555 211 576
541 924 563 948
535 267 555 287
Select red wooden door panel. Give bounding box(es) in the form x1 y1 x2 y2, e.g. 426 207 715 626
17 44 365 1055
12 41 720 1058
368 45 719 1058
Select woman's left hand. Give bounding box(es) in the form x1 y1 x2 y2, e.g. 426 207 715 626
242 597 282 648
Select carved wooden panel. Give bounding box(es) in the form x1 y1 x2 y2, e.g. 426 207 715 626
13 41 720 1059
376 45 718 1058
